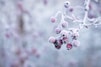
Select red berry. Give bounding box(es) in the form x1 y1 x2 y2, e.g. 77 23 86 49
58 39 63 45
61 21 68 28
50 17 56 23
48 36 56 43
66 43 72 50
55 28 61 34
72 40 80 47
62 37 68 43
55 45 61 49
54 39 63 46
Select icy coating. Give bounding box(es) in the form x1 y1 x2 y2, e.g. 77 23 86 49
0 0 101 67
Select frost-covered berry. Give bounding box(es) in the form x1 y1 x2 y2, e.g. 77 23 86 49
60 30 68 37
50 16 56 23
54 39 63 46
53 39 63 49
64 1 70 8
55 28 61 34
72 40 80 47
58 39 63 45
62 37 68 43
66 43 72 50
71 29 79 38
54 44 61 49
69 7 74 12
61 21 68 28
73 32 79 37
48 36 56 43
72 32 79 39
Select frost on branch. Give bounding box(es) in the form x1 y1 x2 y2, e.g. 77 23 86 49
49 0 101 50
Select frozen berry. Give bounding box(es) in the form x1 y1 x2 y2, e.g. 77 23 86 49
50 17 56 23
66 43 72 50
58 39 63 45
60 30 68 37
64 1 70 8
61 21 68 28
55 28 61 34
72 32 79 37
62 37 68 43
72 40 80 47
55 45 61 49
48 36 56 43
53 39 63 46
69 7 73 12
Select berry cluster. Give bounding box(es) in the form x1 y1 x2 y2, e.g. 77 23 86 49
49 0 101 50
49 11 80 50
49 27 80 50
